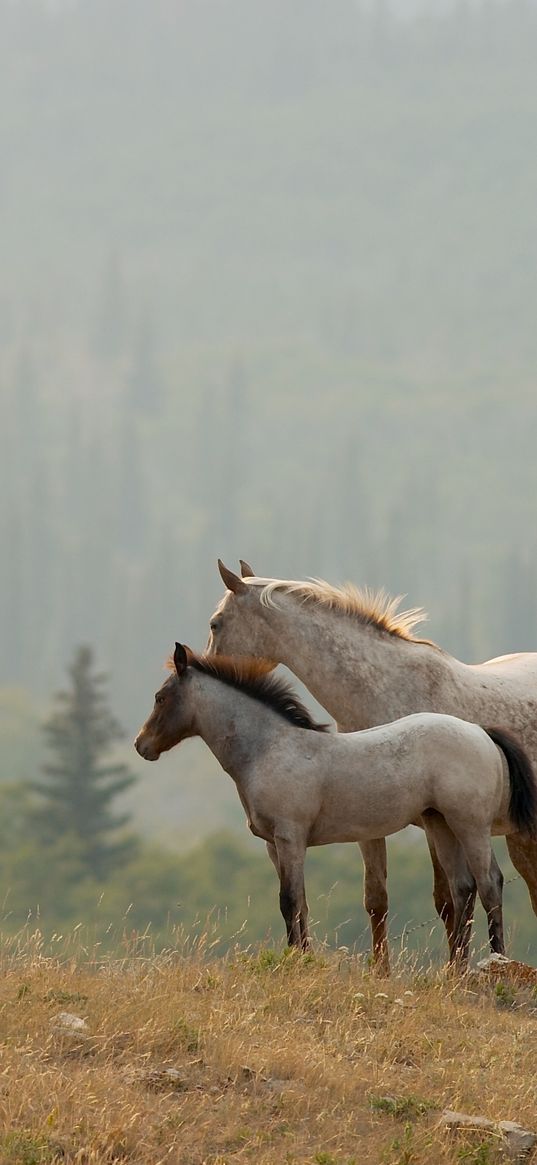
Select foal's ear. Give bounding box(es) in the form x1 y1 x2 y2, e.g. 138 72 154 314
173 642 188 677
218 559 248 595
239 559 255 578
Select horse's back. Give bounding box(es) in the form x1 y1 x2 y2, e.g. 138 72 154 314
471 652 537 681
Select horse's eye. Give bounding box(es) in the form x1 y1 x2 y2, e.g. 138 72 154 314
210 618 221 632
155 693 165 706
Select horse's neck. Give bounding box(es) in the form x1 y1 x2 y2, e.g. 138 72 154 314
190 674 272 781
264 599 463 730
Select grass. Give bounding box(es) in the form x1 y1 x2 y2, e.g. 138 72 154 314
0 930 535 1164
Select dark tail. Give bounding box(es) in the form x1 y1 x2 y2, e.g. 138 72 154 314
486 727 537 839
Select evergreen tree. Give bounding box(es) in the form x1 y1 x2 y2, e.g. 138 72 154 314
31 645 137 879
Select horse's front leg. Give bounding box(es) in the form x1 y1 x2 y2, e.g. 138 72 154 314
267 840 310 950
274 833 308 950
359 839 390 974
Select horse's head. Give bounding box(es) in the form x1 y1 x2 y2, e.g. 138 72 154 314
206 559 278 667
134 643 195 761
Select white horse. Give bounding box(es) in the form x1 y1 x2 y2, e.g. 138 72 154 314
135 643 537 964
206 560 537 970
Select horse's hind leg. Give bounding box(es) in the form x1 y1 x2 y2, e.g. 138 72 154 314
484 852 505 955
359 839 390 975
506 834 537 915
274 834 309 951
423 814 477 966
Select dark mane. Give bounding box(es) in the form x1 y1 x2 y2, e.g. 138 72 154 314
168 651 330 733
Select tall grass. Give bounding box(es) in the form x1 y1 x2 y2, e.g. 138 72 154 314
0 924 535 1164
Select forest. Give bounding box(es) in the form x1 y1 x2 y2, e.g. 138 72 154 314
2 0 537 959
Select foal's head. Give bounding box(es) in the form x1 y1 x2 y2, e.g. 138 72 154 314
135 643 194 761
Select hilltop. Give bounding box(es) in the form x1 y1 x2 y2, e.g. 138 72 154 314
0 933 536 1164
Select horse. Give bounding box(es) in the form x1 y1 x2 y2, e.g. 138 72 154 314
206 559 537 970
134 642 537 965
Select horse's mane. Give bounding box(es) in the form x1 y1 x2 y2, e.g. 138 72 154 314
254 578 431 643
167 650 330 733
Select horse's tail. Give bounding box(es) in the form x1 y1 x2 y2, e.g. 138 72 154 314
485 727 537 839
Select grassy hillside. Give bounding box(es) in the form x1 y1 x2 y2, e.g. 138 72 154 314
1 936 536 1164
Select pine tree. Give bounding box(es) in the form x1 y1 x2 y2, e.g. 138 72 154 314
32 645 137 879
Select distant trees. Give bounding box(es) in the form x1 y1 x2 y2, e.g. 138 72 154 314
92 250 127 363
30 645 137 879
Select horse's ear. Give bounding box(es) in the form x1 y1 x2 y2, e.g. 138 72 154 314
173 642 188 677
239 559 255 578
218 559 248 595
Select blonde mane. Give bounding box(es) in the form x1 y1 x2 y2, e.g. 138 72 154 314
257 579 429 643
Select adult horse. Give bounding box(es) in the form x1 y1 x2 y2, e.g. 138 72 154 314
206 560 537 970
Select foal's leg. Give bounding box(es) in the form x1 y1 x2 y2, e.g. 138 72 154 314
423 814 477 966
359 839 390 974
267 841 310 950
274 834 308 950
460 838 505 957
422 822 457 942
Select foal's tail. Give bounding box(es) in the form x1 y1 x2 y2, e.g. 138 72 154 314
485 727 537 839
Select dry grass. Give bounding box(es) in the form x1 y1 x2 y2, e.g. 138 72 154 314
0 931 535 1165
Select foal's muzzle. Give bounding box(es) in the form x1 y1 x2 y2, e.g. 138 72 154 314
134 735 160 762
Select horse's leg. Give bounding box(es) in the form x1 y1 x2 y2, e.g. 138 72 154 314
505 834 537 915
267 839 310 950
359 839 390 974
484 852 505 955
461 838 505 957
423 814 477 966
266 840 279 875
274 834 308 950
422 818 457 944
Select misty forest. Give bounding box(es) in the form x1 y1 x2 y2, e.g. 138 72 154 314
2 0 537 960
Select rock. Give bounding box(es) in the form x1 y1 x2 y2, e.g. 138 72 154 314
441 1110 537 1159
51 1011 89 1036
144 1066 188 1092
477 953 510 968
498 1122 537 1158
477 955 537 988
442 1110 499 1133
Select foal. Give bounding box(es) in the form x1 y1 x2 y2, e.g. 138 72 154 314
135 644 537 963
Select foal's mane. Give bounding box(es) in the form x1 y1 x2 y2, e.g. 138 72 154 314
167 651 330 733
256 579 431 643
